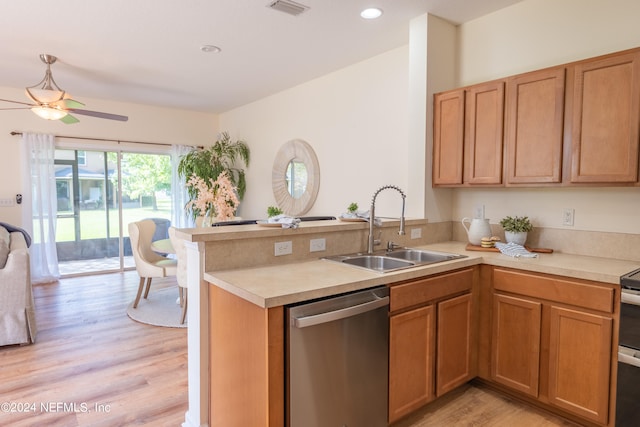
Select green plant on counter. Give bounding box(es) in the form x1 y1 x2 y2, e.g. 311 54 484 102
499 216 533 232
267 206 283 218
347 202 358 213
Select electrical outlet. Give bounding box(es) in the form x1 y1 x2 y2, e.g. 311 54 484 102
410 228 422 239
473 204 485 219
310 238 326 252
562 208 575 226
0 198 15 207
274 241 293 256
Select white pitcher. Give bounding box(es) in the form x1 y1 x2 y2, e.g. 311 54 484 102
461 217 492 246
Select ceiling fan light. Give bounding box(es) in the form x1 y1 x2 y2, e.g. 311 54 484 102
25 88 65 104
31 106 68 121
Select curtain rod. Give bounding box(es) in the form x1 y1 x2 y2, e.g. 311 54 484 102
10 131 203 149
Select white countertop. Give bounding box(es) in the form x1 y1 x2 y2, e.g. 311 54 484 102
204 242 640 308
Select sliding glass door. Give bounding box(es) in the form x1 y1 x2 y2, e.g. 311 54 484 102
55 149 172 276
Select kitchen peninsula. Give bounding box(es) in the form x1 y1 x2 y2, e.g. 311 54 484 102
176 220 640 427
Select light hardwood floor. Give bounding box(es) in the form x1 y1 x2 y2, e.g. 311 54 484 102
1 270 577 426
0 272 187 427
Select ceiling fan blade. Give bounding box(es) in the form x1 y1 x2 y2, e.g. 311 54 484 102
0 107 32 111
0 98 34 107
68 108 128 122
55 98 84 109
60 114 80 124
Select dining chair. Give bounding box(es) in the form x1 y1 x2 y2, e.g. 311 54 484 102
168 227 188 324
128 220 177 308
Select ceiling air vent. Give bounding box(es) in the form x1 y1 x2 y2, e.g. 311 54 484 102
267 0 309 16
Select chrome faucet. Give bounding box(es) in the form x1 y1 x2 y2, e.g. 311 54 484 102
367 185 406 254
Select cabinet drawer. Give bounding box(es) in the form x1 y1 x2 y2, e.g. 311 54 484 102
493 268 614 313
390 268 473 312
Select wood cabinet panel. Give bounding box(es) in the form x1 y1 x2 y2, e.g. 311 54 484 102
569 51 640 183
548 306 612 424
465 81 505 185
433 89 465 185
437 293 476 396
491 293 541 397
390 268 473 312
493 268 614 313
209 286 284 427
506 68 565 184
389 305 436 423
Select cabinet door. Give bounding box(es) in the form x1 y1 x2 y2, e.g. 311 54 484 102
506 68 565 184
436 293 475 396
465 81 505 185
389 305 436 423
569 51 640 183
548 306 612 424
433 89 465 186
491 294 541 397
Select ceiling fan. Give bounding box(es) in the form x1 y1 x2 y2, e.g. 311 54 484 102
0 54 128 124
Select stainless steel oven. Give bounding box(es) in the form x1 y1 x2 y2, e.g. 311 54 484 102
617 269 640 426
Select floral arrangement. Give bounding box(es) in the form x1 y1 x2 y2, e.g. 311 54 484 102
186 170 239 222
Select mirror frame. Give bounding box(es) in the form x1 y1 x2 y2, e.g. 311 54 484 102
272 139 320 216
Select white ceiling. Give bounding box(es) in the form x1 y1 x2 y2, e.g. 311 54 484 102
0 0 521 114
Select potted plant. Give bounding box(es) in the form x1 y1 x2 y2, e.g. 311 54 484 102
178 132 250 221
499 216 533 245
267 206 283 218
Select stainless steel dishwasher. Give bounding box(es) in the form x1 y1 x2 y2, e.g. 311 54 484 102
287 286 389 427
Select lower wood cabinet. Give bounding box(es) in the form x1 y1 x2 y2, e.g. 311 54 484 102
388 305 436 423
548 306 612 424
388 268 476 423
436 293 475 396
490 268 617 426
491 293 541 397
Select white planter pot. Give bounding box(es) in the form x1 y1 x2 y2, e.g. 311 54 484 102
505 231 527 245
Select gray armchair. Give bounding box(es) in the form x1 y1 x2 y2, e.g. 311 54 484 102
0 226 37 346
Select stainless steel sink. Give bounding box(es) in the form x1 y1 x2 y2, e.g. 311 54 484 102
385 249 465 263
322 248 466 273
341 255 415 272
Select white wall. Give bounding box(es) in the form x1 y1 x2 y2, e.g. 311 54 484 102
453 0 640 234
220 46 411 220
0 86 217 226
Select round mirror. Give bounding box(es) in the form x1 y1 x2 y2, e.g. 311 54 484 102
272 139 319 216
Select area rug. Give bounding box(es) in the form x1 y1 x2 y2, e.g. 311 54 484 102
126 286 187 328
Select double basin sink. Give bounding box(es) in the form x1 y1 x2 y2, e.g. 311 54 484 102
322 248 467 273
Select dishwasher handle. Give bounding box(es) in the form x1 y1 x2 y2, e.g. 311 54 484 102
292 294 389 328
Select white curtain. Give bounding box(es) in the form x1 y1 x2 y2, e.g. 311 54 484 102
171 144 194 228
21 133 60 284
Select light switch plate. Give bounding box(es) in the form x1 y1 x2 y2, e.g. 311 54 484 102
410 228 422 239
0 198 15 207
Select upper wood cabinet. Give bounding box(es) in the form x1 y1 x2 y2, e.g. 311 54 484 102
567 51 640 183
433 89 465 185
505 68 565 185
433 46 640 188
465 81 505 185
432 81 505 187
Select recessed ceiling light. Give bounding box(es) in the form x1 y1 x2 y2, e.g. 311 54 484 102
360 7 383 19
200 45 222 53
